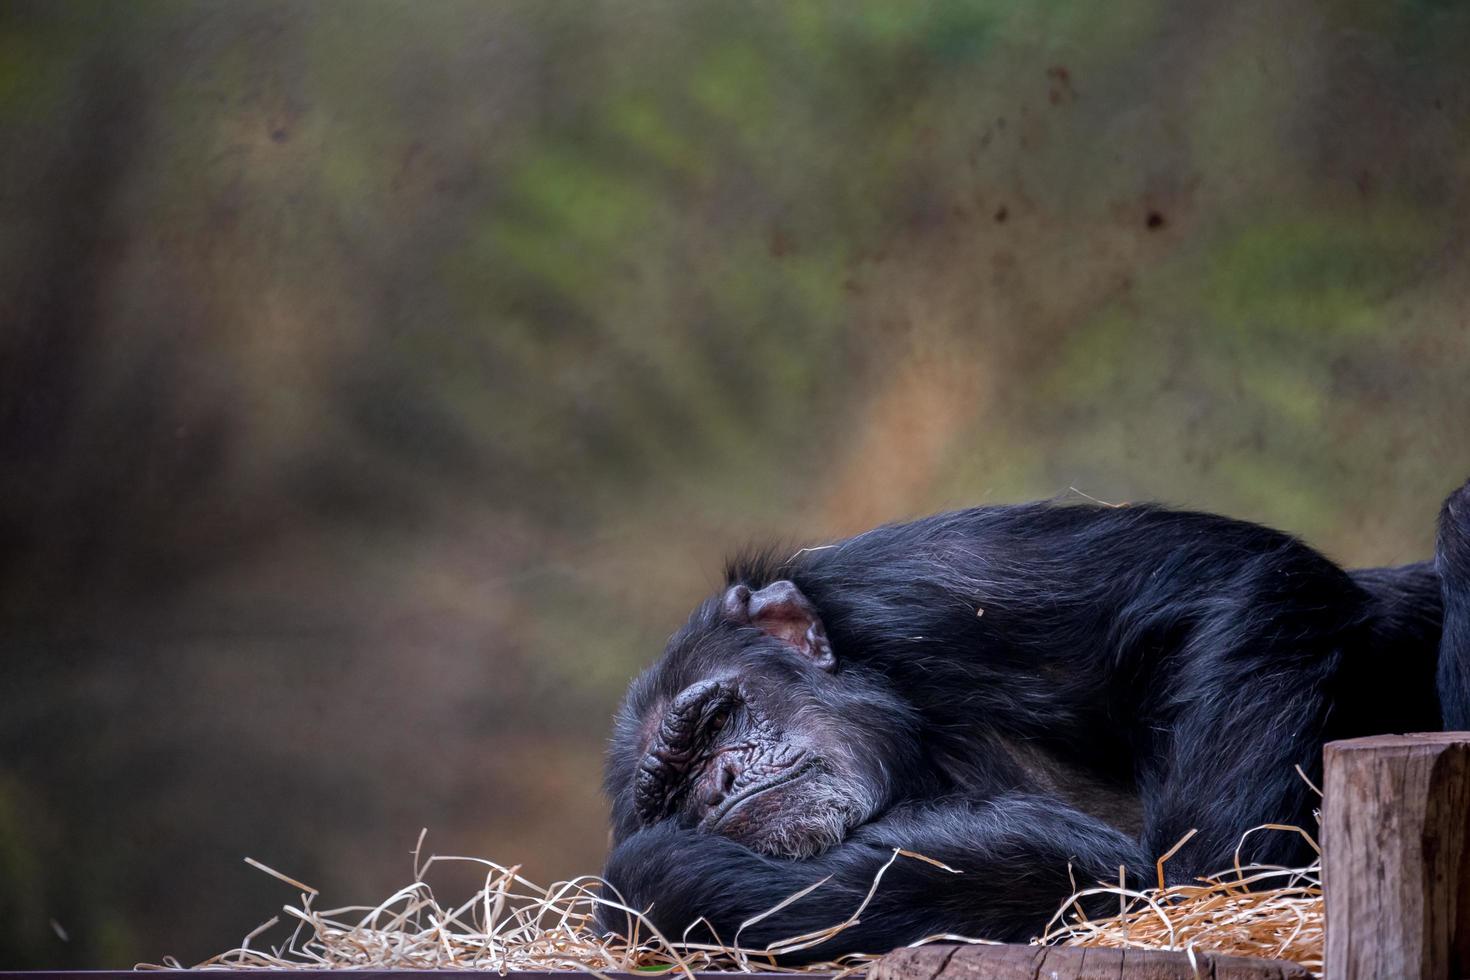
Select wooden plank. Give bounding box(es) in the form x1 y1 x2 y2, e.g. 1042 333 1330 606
869 943 1311 979
0 953 1311 980
1323 732 1470 980
0 974 819 980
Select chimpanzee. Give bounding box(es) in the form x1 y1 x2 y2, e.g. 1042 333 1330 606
598 481 1470 960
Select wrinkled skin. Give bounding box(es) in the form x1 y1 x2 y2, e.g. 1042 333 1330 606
610 584 929 859
632 677 834 856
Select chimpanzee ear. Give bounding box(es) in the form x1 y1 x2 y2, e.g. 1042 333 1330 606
721 580 835 670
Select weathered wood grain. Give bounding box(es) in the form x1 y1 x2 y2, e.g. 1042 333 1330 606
869 943 1311 979
1323 732 1470 980
0 974 816 980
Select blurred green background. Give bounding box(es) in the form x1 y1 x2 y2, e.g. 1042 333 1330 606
2 0 1469 967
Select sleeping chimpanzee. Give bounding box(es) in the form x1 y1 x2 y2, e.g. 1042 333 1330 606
598 480 1470 959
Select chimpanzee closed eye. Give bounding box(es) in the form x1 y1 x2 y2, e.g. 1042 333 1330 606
599 481 1470 960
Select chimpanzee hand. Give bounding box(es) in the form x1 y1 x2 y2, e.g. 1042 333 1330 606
597 795 1145 962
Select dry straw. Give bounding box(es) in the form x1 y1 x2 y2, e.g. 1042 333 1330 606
159 825 1323 977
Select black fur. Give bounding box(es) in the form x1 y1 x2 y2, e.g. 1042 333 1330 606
599 482 1470 961
1439 481 1470 728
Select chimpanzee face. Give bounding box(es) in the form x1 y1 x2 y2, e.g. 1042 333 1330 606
606 580 925 858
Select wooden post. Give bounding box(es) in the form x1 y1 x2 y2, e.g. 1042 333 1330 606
871 944 1311 979
1323 732 1470 979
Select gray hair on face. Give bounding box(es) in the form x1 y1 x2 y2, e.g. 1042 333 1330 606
750 759 884 858
756 789 866 859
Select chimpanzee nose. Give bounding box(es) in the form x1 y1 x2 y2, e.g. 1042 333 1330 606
702 758 739 809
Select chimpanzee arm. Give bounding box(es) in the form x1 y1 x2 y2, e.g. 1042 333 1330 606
597 795 1145 962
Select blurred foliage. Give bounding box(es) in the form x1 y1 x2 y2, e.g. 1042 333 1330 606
3 0 1470 968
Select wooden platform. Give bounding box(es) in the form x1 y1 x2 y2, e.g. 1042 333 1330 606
875 945 1308 978
0 953 1312 980
7 733 1470 979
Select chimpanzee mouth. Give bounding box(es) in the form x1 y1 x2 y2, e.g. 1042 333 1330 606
704 757 819 830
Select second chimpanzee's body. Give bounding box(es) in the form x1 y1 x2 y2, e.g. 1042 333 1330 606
599 487 1467 959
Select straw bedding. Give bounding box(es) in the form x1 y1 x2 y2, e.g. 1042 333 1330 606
155 823 1322 977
